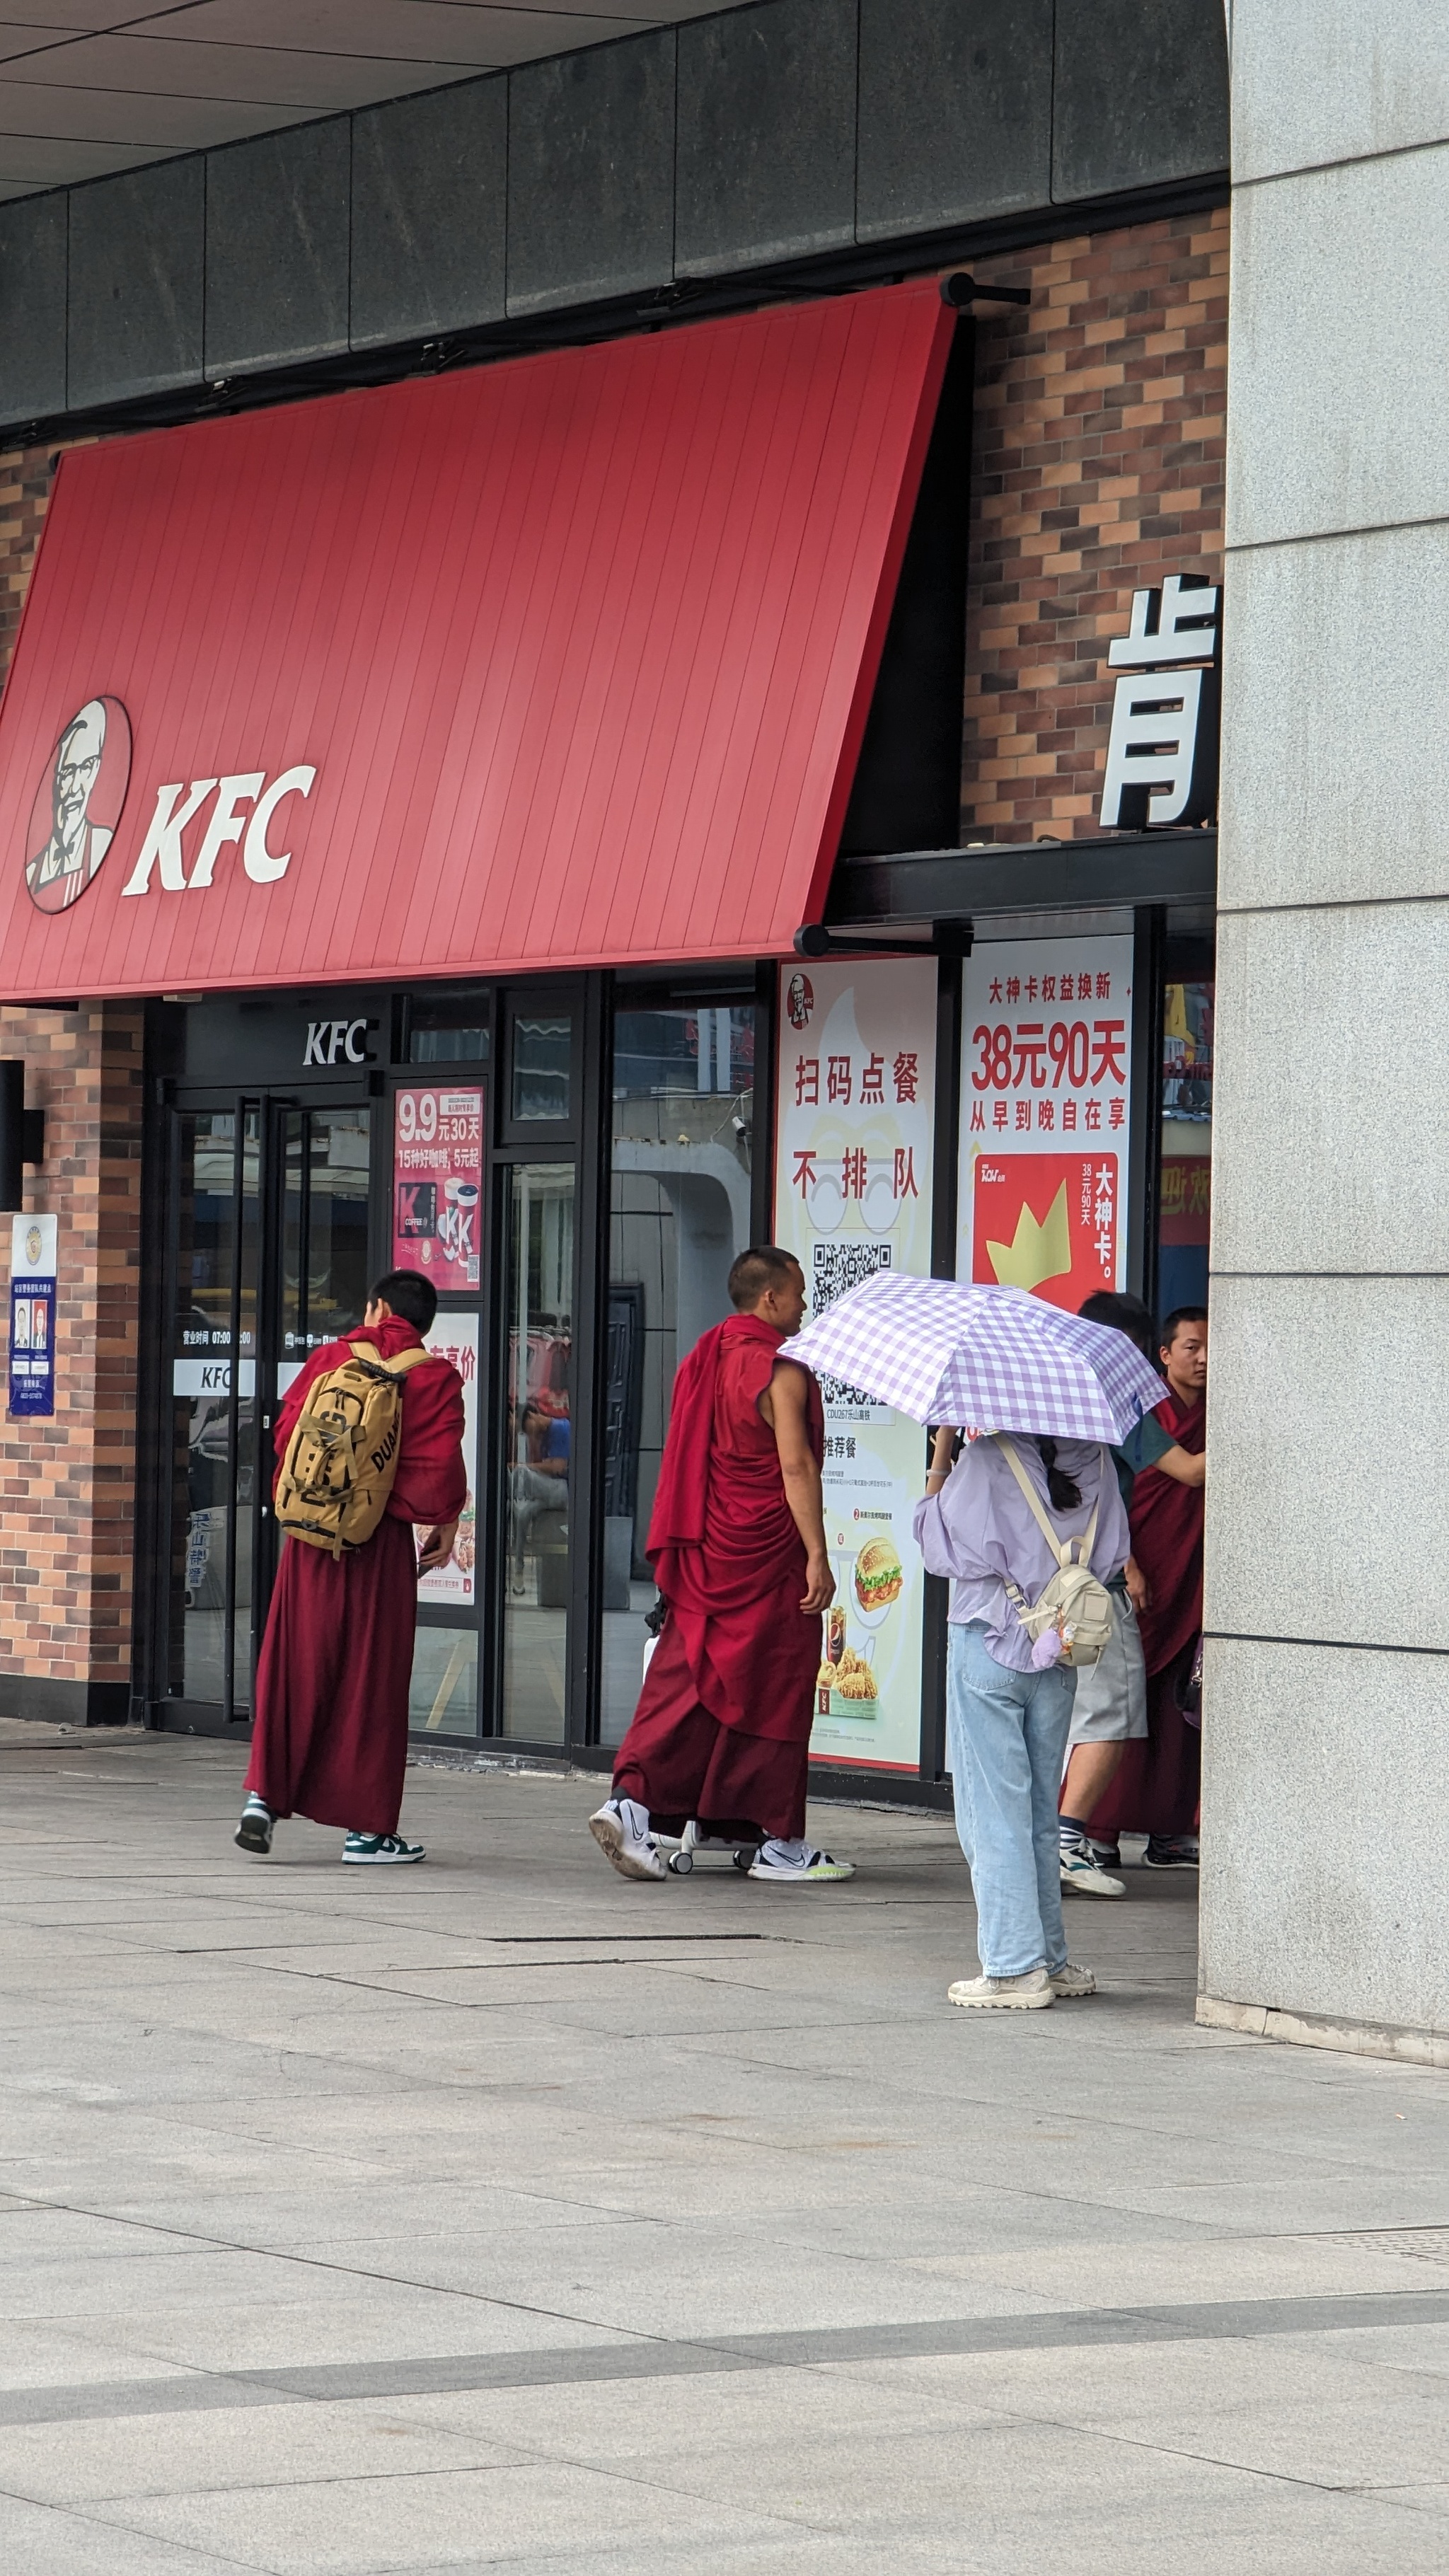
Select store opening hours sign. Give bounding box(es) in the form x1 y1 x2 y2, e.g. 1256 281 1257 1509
957 937 1133 1307
774 959 936 1776
392 1085 484 1292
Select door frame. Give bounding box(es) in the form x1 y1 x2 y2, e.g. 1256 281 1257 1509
142 1075 373 1735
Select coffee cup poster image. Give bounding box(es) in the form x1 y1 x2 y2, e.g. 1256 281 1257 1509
774 958 936 1774
392 1085 484 1292
957 937 1133 1306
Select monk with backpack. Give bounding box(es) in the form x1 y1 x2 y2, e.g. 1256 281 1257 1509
235 1270 467 1866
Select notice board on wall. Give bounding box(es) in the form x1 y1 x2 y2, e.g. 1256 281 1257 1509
773 959 936 1775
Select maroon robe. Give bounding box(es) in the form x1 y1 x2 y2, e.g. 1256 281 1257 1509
1089 1382 1206 1842
245 1319 467 1835
613 1312 824 1841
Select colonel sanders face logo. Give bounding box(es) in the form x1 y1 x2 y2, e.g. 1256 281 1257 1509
25 697 132 914
785 971 814 1030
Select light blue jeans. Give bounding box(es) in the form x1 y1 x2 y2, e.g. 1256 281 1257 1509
947 1620 1077 1978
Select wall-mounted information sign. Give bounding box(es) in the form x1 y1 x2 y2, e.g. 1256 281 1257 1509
8 1211 57 1418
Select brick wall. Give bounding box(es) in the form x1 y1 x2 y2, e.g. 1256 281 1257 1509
962 206 1228 842
0 441 145 1721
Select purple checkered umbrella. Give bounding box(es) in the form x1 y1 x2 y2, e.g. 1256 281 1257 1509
779 1271 1166 1442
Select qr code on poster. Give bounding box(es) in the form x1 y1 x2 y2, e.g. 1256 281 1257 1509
812 1240 890 1406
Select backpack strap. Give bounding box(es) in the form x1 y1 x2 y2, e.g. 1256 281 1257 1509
345 1337 436 1380
995 1435 1102 1569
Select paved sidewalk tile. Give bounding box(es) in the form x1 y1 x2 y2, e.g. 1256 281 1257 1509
3 1721 1448 2573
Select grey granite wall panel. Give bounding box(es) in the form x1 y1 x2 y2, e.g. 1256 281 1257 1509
204 119 350 378
67 158 203 411
675 0 856 277
351 79 506 350
856 0 1053 240
1052 0 1230 202
0 194 67 424
507 32 675 316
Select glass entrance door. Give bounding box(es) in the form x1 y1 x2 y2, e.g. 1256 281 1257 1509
163 1097 371 1723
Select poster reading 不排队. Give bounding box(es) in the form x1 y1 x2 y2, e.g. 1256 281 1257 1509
957 936 1133 1307
774 959 936 1774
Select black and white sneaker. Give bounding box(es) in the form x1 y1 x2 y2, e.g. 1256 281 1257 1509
235 1795 274 1856
1144 1835 1199 1869
1085 1835 1122 1871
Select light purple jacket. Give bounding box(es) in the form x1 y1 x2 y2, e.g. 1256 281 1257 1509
913 1435 1129 1671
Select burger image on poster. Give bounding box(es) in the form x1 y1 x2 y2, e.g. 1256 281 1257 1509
853 1532 904 1619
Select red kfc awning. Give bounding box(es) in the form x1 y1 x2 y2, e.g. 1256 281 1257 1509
0 283 952 1001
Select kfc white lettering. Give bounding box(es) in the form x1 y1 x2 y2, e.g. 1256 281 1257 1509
120 779 218 896
243 766 318 884
120 763 318 897
187 773 265 889
304 1017 372 1067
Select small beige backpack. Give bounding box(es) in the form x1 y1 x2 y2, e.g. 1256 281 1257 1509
274 1339 435 1559
995 1436 1116 1668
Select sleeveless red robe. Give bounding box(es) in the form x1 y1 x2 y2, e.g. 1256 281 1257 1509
612 1312 825 1840
246 1319 467 1836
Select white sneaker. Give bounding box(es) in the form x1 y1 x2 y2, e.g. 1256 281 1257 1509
947 1968 1053 2010
747 1839 855 1883
1059 1842 1126 1898
1048 1960 1097 1999
589 1797 666 1883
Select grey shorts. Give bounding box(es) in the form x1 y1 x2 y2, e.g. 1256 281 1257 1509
1067 1592 1148 1744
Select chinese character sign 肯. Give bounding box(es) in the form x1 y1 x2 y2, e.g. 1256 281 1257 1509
957 937 1134 1311
774 959 936 1777
392 1085 484 1291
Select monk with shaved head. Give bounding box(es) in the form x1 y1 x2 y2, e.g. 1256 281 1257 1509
591 1247 853 1885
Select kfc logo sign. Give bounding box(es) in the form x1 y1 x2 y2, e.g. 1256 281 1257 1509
120 763 318 897
25 697 132 913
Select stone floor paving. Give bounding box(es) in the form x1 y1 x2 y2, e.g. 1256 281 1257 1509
1 1716 1447 2574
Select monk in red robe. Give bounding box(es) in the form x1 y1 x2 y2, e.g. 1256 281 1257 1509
592 1247 854 1885
234 1270 466 1867
1085 1307 1207 1868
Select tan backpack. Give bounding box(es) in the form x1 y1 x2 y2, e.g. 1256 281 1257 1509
274 1339 436 1559
995 1436 1116 1668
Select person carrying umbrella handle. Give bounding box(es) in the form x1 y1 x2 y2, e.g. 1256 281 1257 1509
916 1423 1131 2011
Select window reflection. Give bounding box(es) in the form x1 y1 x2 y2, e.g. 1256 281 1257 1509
601 1003 755 1748
501 1162 575 1740
1159 978 1213 1319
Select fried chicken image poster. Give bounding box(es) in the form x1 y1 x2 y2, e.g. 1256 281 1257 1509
957 937 1134 1309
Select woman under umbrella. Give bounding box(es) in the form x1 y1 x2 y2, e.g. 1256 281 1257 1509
916 1428 1129 2011
780 1274 1162 2012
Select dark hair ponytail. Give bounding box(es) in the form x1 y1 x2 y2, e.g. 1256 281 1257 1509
1036 1437 1081 1513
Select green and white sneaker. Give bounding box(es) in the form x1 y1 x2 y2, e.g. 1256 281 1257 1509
235 1794 274 1856
342 1832 425 1866
747 1839 855 1883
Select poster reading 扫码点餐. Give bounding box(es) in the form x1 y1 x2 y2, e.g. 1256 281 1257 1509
774 960 936 1775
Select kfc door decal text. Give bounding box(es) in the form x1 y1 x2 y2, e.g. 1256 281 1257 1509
392 1085 484 1291
957 937 1133 1308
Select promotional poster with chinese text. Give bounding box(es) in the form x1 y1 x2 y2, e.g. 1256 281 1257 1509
774 959 935 1773
957 937 1133 1308
392 1085 484 1291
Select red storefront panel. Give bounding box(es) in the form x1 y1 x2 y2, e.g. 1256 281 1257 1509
0 284 951 1000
